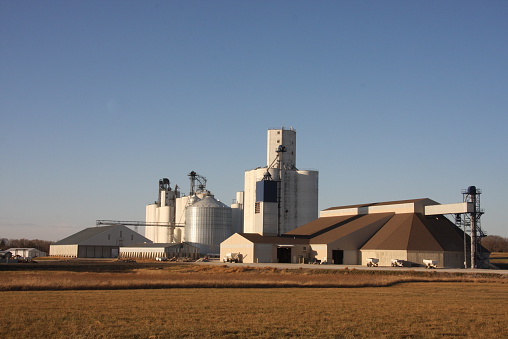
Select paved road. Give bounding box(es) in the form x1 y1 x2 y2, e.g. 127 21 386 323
194 260 508 275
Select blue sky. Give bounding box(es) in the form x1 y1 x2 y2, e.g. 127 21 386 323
1 1 507 240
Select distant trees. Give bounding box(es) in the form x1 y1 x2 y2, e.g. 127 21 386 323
0 238 54 254
1 236 506 255
481 235 508 253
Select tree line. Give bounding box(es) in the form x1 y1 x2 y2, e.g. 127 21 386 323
0 235 506 256
481 235 508 253
0 238 54 254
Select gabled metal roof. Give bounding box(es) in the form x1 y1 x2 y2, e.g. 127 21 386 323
237 209 469 253
361 214 466 251
310 213 394 245
53 226 116 245
284 215 353 238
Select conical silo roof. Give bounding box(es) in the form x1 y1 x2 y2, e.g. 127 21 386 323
191 194 229 208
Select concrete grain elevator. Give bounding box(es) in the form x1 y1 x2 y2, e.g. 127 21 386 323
243 127 319 235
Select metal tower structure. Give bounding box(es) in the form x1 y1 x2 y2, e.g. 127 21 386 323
260 144 287 235
188 171 207 196
455 186 486 268
158 178 170 205
275 145 286 236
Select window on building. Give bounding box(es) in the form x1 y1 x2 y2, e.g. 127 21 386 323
120 231 123 237
108 234 110 240
255 202 260 214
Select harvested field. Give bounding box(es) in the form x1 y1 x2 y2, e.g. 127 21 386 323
1 283 507 338
490 253 508 269
1 260 507 338
1 260 506 291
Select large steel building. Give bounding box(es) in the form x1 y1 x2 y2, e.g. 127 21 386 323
243 128 319 235
119 242 199 260
50 225 151 258
221 197 488 268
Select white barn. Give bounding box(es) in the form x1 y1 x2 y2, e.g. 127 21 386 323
6 248 47 258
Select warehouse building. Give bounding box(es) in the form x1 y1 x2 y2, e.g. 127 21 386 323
221 233 310 264
5 248 47 258
119 242 200 260
221 198 483 268
50 225 151 258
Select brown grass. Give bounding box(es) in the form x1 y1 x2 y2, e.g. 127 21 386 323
1 283 507 338
1 262 507 338
1 263 506 291
490 252 508 262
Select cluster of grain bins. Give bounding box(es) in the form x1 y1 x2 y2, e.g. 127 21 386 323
144 175 236 256
142 127 318 256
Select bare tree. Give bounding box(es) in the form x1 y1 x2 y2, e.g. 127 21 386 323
0 238 54 254
481 235 508 252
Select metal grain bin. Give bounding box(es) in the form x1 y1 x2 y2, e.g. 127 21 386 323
185 193 233 255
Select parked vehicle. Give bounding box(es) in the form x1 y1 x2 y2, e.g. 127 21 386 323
391 259 405 267
423 259 438 269
223 253 243 263
366 258 379 267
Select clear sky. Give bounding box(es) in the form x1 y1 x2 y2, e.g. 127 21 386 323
1 1 507 241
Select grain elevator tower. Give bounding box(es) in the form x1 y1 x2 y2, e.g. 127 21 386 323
243 127 318 235
145 178 180 243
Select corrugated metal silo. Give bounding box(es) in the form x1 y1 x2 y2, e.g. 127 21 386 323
185 193 233 255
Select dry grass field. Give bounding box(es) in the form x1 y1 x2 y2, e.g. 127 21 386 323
1 260 506 291
490 252 508 269
1 283 507 338
1 260 507 338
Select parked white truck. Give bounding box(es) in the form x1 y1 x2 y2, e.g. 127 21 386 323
423 259 438 269
391 259 405 267
223 253 243 263
366 258 379 267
